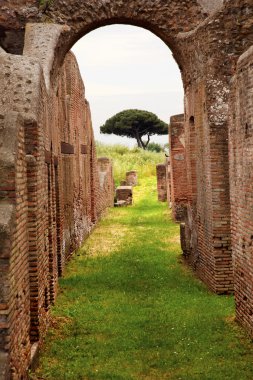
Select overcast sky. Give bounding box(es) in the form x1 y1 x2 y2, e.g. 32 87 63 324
72 25 184 147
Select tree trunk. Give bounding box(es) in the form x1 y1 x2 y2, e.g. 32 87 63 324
135 131 143 148
140 134 150 150
135 131 150 150
142 134 150 149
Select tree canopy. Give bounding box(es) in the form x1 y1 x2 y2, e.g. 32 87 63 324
100 109 168 149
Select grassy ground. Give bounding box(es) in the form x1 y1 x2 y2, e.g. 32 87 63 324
31 176 253 380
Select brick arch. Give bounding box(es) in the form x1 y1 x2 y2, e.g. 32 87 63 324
47 0 202 66
47 0 221 38
31 0 223 85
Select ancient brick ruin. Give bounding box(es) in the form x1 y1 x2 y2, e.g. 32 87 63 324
116 186 133 206
0 28 114 379
126 171 138 186
156 164 167 203
1 0 253 378
169 115 188 221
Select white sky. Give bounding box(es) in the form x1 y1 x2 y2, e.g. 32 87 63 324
72 25 184 147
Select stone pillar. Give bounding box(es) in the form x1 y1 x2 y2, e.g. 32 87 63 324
97 156 110 171
126 170 138 186
156 163 167 202
169 114 188 221
97 157 115 208
97 157 110 189
166 157 172 206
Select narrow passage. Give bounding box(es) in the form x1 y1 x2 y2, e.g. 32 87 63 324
33 177 253 380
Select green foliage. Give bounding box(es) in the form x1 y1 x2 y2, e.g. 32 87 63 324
96 142 164 185
100 109 168 149
32 177 253 380
146 142 163 152
39 0 54 8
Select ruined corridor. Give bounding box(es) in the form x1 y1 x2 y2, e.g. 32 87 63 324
32 177 253 379
1 0 253 378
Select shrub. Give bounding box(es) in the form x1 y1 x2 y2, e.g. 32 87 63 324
147 142 162 152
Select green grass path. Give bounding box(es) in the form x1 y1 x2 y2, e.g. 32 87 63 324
33 177 253 380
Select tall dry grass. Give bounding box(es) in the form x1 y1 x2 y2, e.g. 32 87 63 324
96 142 165 185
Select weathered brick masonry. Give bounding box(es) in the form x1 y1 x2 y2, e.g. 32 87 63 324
166 158 172 206
116 186 133 206
0 36 114 378
1 0 253 378
126 171 138 186
156 164 167 202
169 115 188 221
229 46 253 337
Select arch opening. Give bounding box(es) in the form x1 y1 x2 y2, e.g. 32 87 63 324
71 24 184 148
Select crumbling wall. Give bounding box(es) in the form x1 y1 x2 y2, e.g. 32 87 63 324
156 164 167 202
0 46 49 378
56 52 96 259
229 45 253 336
0 29 114 379
169 115 188 221
173 1 241 294
0 112 31 379
178 76 233 294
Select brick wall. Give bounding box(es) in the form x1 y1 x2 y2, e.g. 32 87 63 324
169 114 188 221
177 79 233 295
0 49 48 378
0 46 114 379
229 45 253 336
0 113 31 379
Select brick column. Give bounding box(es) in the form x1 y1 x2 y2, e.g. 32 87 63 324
169 114 188 221
97 157 115 208
126 171 138 186
156 164 167 202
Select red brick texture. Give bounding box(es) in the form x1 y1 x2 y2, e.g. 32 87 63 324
116 186 133 206
169 115 188 221
166 158 172 206
0 47 114 379
156 164 167 202
126 171 138 186
229 46 253 336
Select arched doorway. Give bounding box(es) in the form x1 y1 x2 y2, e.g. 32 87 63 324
72 24 184 147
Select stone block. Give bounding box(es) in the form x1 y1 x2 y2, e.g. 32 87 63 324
126 171 138 186
116 186 133 206
156 163 167 202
